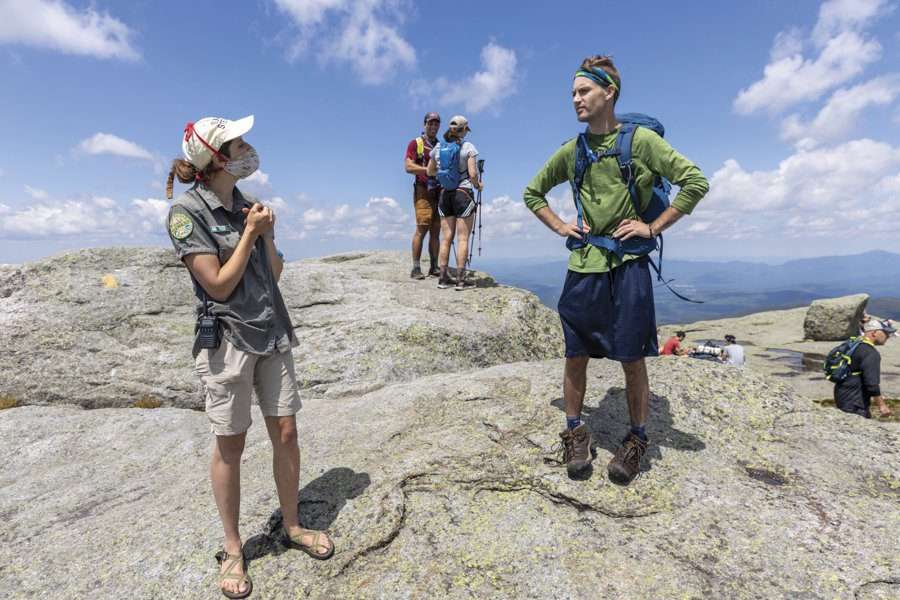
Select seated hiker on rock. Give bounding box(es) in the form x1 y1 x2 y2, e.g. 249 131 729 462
833 319 895 419
165 116 333 599
661 331 688 356
522 55 709 485
722 334 745 366
426 115 483 291
404 112 442 279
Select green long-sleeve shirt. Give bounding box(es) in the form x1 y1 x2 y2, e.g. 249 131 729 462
524 126 709 273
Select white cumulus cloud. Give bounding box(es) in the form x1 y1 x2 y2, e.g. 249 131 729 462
293 195 408 241
734 31 881 115
411 43 518 114
77 133 154 161
302 208 326 225
0 0 140 61
274 0 415 84
811 0 892 45
0 194 177 239
692 138 900 241
733 0 891 115
476 190 576 244
780 75 900 149
132 197 168 232
244 169 271 187
0 198 122 237
24 185 48 200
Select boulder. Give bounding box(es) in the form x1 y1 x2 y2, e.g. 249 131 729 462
803 294 869 341
1 358 897 599
0 248 563 409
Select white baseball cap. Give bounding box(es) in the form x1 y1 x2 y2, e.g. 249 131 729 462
448 115 471 132
864 319 898 336
182 115 254 170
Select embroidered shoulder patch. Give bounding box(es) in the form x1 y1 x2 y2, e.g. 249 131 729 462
169 212 193 240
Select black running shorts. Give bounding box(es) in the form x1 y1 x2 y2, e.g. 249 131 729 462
438 188 476 218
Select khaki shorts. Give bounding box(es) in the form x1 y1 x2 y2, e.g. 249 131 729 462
413 183 439 228
194 340 302 436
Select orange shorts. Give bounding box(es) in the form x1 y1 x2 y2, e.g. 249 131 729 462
413 183 439 227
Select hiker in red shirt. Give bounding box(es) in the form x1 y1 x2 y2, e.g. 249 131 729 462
661 331 687 356
404 112 442 279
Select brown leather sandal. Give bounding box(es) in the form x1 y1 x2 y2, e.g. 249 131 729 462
282 527 335 560
214 548 253 599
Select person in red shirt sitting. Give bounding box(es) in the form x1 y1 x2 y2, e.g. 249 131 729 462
661 331 687 356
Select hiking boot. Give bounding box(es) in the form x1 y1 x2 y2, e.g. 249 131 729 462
428 265 440 277
607 432 648 485
558 423 593 479
455 278 476 291
410 266 426 280
437 276 454 289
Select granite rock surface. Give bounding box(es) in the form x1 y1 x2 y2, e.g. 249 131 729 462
0 248 562 409
1 359 897 599
1 249 897 599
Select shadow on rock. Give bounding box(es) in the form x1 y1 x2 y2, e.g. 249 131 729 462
551 386 705 474
244 467 371 561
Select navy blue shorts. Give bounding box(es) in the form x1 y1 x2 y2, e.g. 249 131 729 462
557 257 659 362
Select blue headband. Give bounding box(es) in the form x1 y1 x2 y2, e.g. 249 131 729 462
574 67 619 91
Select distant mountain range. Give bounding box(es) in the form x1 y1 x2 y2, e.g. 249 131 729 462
477 250 900 325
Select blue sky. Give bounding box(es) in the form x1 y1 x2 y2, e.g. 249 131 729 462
1 0 899 264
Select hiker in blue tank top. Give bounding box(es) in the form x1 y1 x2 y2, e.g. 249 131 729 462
522 55 709 485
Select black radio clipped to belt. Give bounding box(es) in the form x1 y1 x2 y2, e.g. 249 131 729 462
196 289 220 349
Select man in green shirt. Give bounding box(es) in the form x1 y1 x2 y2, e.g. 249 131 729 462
524 55 709 485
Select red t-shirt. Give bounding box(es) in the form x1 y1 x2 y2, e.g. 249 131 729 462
405 136 436 185
661 336 681 355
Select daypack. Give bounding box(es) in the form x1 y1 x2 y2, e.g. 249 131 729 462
436 141 466 190
567 112 699 303
823 337 864 383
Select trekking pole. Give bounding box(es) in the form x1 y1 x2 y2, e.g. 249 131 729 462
468 160 485 267
477 159 484 258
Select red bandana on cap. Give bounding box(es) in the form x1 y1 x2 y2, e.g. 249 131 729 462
184 122 228 164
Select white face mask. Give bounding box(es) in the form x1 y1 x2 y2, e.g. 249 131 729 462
223 146 260 179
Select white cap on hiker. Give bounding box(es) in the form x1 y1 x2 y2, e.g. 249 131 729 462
449 115 471 133
864 319 898 336
182 115 254 170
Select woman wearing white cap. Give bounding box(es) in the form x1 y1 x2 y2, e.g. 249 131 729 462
427 115 483 290
166 116 334 599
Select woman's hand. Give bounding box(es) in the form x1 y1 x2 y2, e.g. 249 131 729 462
262 207 277 240
242 203 274 237
555 219 590 240
613 218 652 241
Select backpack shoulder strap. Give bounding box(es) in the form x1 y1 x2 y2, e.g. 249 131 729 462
615 124 641 218
415 136 425 160
571 131 594 233
845 338 863 356
454 140 468 174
